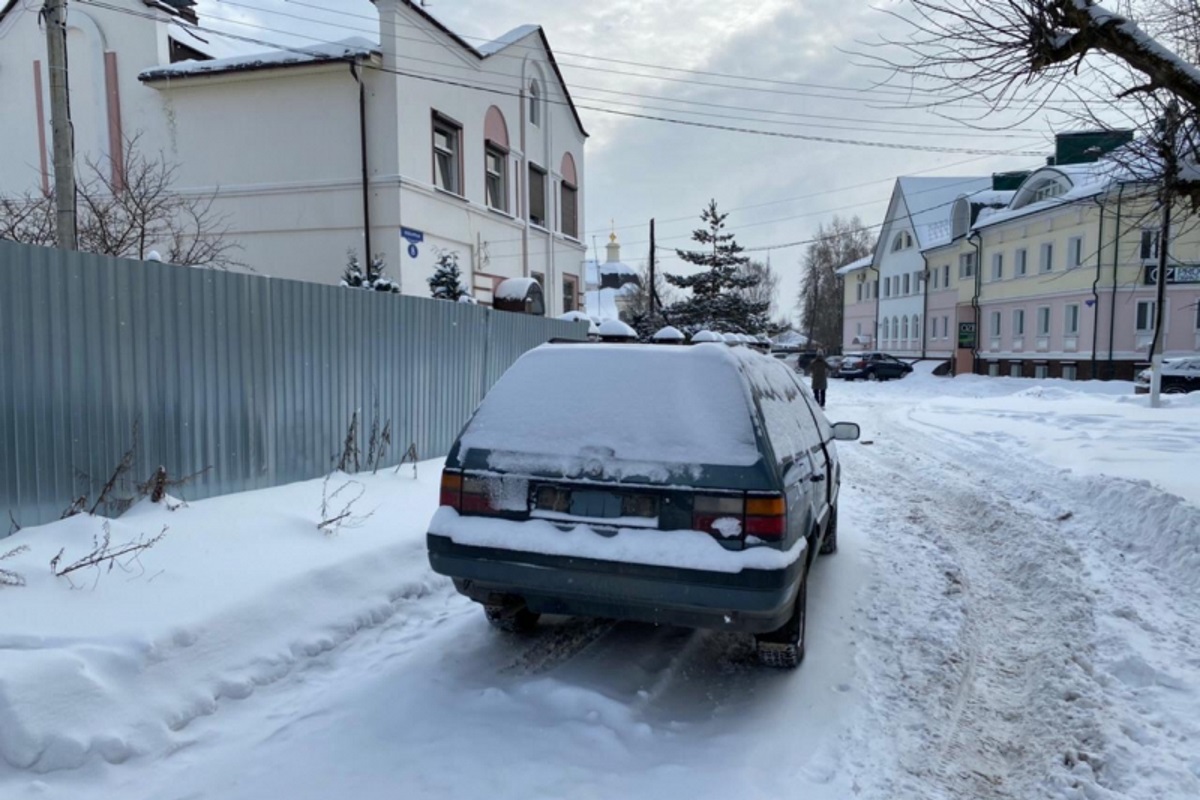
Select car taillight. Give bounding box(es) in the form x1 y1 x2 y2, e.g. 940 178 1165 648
745 495 786 540
460 476 497 515
440 470 463 510
692 494 744 536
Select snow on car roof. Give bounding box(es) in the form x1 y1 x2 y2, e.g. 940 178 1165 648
458 343 761 477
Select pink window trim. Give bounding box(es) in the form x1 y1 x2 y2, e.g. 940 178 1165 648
560 151 578 186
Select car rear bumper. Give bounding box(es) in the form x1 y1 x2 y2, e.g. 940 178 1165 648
427 534 804 633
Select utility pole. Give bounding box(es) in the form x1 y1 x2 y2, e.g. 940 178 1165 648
44 0 77 250
1149 101 1178 409
648 218 658 312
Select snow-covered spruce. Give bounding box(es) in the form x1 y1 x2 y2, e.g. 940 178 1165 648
427 250 468 301
340 250 400 294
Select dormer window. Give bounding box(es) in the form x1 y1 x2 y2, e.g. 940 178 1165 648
1011 171 1073 209
891 231 913 252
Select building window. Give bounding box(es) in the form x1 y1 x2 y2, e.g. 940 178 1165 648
562 275 577 312
1065 304 1080 335
902 316 910 340
884 278 891 298
989 362 1000 377
560 181 579 238
485 145 508 212
943 264 950 287
1013 309 1025 337
1195 301 1200 331
992 252 1004 281
528 164 547 227
1015 248 1028 276
873 279 879 298
903 273 911 294
1136 299 1157 332
1140 229 1160 262
1062 364 1077 381
914 314 921 339
1039 242 1053 273
892 316 900 342
1010 362 1022 378
959 252 976 279
882 317 890 341
856 282 863 302
1037 306 1051 336
1068 236 1083 269
932 269 939 289
891 231 913 252
432 113 462 194
529 79 541 126
856 322 862 337
1034 364 1049 379
990 310 1002 337
942 315 950 339
915 271 924 293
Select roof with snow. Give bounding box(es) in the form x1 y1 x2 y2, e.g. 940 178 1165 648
834 254 873 276
140 38 376 81
895 176 992 249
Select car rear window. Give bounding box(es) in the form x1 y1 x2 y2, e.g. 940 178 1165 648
459 344 761 473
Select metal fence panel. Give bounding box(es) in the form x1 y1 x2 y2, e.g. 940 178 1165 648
0 241 585 531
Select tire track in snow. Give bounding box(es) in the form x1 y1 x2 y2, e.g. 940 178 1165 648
839 403 1104 799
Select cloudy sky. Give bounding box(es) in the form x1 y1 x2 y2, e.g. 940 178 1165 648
195 0 1081 321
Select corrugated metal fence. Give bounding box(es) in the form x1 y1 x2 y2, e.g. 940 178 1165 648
0 241 585 531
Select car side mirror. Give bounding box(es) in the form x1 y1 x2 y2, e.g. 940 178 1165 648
831 421 860 441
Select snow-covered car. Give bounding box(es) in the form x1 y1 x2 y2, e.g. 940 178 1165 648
1134 356 1200 394
427 343 860 668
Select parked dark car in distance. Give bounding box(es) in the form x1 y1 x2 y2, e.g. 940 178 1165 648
837 352 914 381
1134 356 1200 394
427 343 860 669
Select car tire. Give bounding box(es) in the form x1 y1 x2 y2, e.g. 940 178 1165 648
867 370 879 382
484 603 540 633
1164 386 1187 395
755 574 807 669
819 505 839 555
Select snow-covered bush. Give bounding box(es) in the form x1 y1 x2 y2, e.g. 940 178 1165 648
341 250 400 293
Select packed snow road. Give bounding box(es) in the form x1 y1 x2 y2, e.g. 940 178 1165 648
1 372 1198 799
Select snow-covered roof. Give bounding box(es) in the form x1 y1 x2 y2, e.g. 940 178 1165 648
166 20 262 60
140 38 376 81
972 161 1124 231
896 176 992 249
597 319 637 339
477 24 541 56
834 254 873 276
495 276 541 301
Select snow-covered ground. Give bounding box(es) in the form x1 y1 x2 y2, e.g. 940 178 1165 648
1 368 1197 799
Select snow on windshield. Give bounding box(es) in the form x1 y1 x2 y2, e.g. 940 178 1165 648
458 344 760 478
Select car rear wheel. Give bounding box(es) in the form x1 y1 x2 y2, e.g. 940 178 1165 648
484 603 540 633
1164 386 1188 395
819 505 839 555
755 574 807 669
867 370 879 382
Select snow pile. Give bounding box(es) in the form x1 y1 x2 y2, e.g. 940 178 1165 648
0 465 445 774
457 344 761 480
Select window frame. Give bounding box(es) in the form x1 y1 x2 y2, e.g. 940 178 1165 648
991 252 1004 281
484 143 508 213
527 163 548 228
1015 248 1028 276
1067 236 1084 269
431 111 463 196
1064 303 1080 336
990 310 1002 337
1136 299 1157 333
529 79 541 127
903 273 911 295
1039 242 1054 273
562 274 577 313
560 180 579 239
1013 308 1026 337
958 252 976 280
1036 305 1051 337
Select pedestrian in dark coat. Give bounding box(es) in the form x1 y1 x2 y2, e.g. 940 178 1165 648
809 350 828 408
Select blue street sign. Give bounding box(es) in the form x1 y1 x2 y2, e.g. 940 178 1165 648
407 243 419 259
401 227 424 244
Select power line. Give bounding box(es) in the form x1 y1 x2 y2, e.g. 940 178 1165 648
86 2 1047 157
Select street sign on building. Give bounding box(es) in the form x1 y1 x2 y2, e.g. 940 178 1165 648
958 321 977 349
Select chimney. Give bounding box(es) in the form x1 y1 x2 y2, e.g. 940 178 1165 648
373 0 401 70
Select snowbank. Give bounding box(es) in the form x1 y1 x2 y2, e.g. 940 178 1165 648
0 464 444 773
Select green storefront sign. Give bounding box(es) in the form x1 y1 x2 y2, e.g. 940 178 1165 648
958 322 977 349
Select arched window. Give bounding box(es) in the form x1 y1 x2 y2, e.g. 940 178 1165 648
882 318 890 341
892 317 900 343
891 231 913 252
559 152 579 238
484 106 510 212
914 314 922 340
902 316 910 341
529 79 541 126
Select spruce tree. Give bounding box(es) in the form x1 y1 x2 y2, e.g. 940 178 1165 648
427 250 467 300
663 200 769 335
340 249 399 293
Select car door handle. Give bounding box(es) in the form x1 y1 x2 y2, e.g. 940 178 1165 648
810 474 825 483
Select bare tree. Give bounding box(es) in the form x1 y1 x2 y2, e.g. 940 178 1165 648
736 260 781 319
0 135 242 268
797 216 875 351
